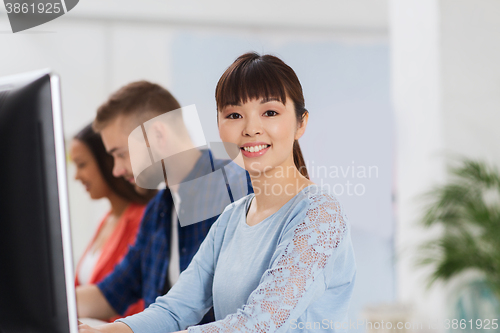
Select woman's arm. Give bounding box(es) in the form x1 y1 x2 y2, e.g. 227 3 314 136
187 192 355 333
78 322 132 333
114 215 225 333
76 284 118 319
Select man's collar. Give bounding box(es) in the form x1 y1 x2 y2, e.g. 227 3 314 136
167 148 212 198
181 148 212 183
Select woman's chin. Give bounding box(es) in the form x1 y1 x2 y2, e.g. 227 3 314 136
89 192 105 200
244 164 273 178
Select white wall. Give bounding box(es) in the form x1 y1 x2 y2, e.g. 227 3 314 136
69 0 388 32
440 0 500 161
390 0 500 326
390 0 446 324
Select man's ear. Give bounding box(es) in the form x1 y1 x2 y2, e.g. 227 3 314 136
294 111 309 141
149 122 169 148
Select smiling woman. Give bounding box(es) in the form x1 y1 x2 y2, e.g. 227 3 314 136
216 53 310 181
79 52 356 333
218 96 305 182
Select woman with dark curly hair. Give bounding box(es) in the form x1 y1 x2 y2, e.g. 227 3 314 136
71 124 156 321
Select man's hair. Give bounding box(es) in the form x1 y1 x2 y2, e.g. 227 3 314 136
93 81 183 133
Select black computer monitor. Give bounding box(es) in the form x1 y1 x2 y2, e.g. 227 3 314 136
0 70 78 333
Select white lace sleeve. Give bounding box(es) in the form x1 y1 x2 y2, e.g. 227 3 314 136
188 192 349 333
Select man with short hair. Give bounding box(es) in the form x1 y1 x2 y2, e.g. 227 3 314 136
76 81 252 325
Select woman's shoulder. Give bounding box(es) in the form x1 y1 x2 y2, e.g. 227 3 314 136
288 184 346 210
216 193 254 224
305 184 346 211
286 184 349 234
206 193 253 243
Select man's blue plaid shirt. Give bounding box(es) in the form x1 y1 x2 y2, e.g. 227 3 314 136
97 149 253 320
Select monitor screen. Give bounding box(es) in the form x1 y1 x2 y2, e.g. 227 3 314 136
0 70 78 333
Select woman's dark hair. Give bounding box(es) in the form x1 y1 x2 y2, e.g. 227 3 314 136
215 52 309 179
74 123 157 204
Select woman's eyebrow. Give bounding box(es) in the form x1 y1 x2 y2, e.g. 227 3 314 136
260 97 281 104
224 102 241 108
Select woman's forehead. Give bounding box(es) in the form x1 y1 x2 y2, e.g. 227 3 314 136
221 95 290 109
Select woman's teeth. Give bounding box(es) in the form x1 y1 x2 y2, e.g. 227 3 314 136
242 145 269 153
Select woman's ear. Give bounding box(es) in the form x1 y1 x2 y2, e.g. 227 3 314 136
294 111 309 140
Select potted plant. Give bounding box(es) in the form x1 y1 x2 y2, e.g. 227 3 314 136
416 158 500 328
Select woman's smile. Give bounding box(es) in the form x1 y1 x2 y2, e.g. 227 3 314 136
218 96 301 176
240 142 271 157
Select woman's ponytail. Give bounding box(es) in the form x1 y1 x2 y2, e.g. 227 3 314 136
293 139 309 179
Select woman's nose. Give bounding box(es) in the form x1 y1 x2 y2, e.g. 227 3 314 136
243 116 263 136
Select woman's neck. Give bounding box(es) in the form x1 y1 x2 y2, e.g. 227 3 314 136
249 160 314 215
89 192 130 254
107 191 130 218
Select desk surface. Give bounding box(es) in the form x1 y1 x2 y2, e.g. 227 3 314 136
79 318 107 327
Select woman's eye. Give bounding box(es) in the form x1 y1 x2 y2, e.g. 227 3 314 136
264 110 278 117
226 113 242 119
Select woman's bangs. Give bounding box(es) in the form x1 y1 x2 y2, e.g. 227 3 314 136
216 61 288 110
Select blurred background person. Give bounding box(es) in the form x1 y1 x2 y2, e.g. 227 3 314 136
70 123 157 321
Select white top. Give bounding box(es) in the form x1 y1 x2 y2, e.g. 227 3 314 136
78 248 101 285
168 190 181 287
